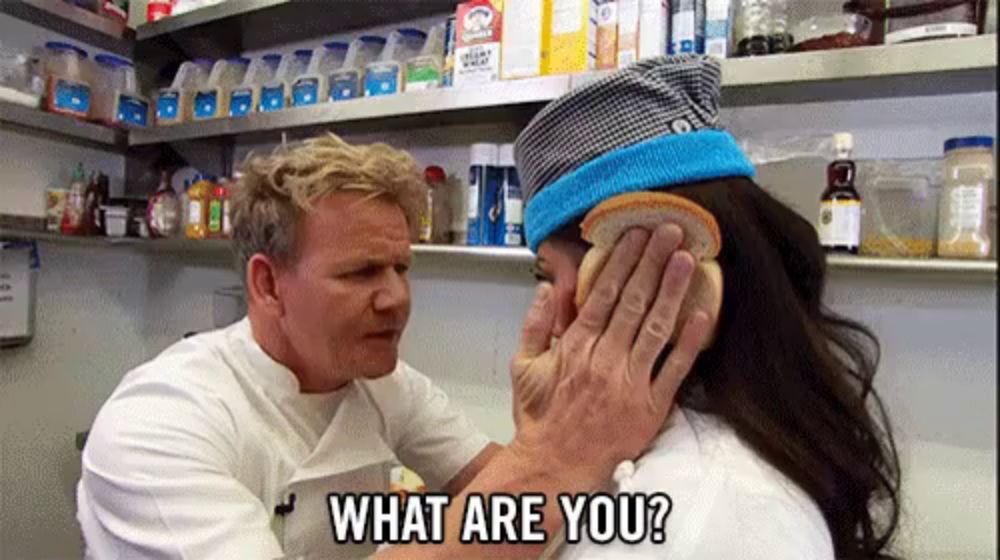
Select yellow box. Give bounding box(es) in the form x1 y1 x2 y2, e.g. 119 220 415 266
545 0 598 75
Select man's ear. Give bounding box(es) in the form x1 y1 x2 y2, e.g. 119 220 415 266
246 254 284 317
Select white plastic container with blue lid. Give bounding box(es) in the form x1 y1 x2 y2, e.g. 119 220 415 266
259 50 312 112
290 43 347 107
228 54 281 117
43 42 91 118
364 28 426 97
329 36 385 101
193 57 249 120
92 54 149 127
157 59 212 125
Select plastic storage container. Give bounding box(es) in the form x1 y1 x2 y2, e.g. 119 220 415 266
938 136 994 259
0 44 39 108
290 42 348 107
192 57 249 120
365 28 426 97
91 54 149 127
44 42 91 118
859 160 939 258
733 0 791 56
157 59 212 125
329 36 385 101
791 13 873 52
228 54 280 117
406 23 446 91
259 50 312 112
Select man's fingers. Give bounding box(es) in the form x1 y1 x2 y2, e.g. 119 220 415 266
600 224 683 354
518 282 555 359
573 228 649 333
629 250 696 376
651 311 712 410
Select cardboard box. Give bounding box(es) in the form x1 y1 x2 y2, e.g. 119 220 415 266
670 0 704 55
454 0 504 87
618 0 670 67
545 0 598 75
705 0 732 58
502 0 547 79
595 1 619 70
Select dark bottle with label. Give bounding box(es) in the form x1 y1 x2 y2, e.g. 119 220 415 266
818 133 861 254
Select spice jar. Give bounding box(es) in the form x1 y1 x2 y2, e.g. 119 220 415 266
937 136 994 259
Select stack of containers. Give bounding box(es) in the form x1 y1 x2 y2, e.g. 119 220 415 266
91 54 149 127
228 54 281 117
364 29 427 97
292 42 348 106
259 50 312 112
193 57 250 120
405 23 447 91
43 42 92 119
329 36 385 101
156 59 212 125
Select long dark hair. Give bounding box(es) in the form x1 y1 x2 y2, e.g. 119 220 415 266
668 177 901 559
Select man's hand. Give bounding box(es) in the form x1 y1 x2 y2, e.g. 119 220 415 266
510 223 712 482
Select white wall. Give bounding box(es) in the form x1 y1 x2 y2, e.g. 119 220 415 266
1 10 996 560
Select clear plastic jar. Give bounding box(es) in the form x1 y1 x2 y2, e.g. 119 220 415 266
734 0 792 56
43 42 91 117
92 54 134 122
938 137 995 259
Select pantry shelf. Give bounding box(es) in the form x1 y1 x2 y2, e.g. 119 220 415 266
0 100 127 150
127 35 997 146
2 228 996 281
0 0 133 56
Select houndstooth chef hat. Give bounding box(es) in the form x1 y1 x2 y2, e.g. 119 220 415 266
515 55 756 252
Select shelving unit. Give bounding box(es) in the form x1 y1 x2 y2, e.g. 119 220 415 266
0 0 132 56
2 228 995 281
0 100 127 150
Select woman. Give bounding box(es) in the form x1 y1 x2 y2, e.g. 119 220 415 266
516 55 901 559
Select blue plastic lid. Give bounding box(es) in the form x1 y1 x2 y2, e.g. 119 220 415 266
944 136 994 152
191 58 214 66
94 54 133 68
360 35 388 45
294 49 314 58
324 41 349 50
227 56 251 65
397 28 428 40
46 41 88 58
262 53 283 61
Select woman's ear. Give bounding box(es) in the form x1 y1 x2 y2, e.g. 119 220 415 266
246 254 284 317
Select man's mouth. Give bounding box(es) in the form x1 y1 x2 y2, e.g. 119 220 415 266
366 329 400 340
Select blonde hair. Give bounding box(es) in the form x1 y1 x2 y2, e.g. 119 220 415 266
230 133 427 281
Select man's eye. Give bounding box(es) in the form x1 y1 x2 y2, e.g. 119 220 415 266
395 264 410 274
530 264 551 283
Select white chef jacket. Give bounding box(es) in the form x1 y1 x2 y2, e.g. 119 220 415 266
77 318 490 560
556 409 835 560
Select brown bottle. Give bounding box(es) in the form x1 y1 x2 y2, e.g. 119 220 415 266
818 133 861 255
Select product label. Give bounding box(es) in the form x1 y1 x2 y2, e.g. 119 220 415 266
209 200 223 233
553 0 584 34
259 85 286 112
193 90 219 119
948 186 985 230
364 64 401 97
455 43 501 85
52 79 90 116
116 94 149 127
617 0 639 67
292 77 320 106
420 190 434 243
188 200 202 226
596 2 619 69
330 71 361 101
406 61 441 91
484 167 501 247
443 16 457 86
229 88 254 117
500 169 524 246
156 91 180 121
671 11 696 53
457 0 503 47
818 200 861 247
223 199 232 236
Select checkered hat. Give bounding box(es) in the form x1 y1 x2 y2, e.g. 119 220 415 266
515 55 755 251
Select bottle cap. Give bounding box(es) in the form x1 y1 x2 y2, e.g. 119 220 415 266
833 132 853 152
470 143 499 166
425 166 446 183
944 136 994 153
498 143 516 167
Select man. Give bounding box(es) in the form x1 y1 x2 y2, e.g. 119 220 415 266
77 134 706 559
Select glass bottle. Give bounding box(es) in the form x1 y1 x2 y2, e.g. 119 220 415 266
818 133 862 254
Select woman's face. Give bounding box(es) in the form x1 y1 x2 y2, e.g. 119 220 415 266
532 228 589 338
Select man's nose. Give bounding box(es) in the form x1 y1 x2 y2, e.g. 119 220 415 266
373 268 409 312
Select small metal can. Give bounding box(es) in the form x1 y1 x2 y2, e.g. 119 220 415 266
442 15 457 87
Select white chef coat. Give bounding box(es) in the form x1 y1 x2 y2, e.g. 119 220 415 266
556 409 835 560
77 318 490 560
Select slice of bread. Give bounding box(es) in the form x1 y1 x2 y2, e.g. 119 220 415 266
575 192 723 347
580 192 721 260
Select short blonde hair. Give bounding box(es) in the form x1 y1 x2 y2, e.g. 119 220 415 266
230 133 426 281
